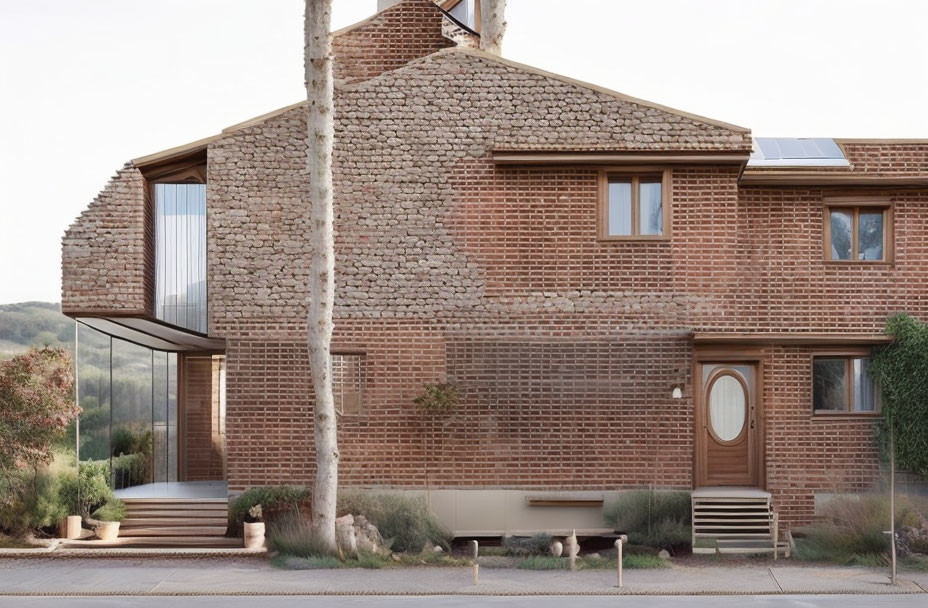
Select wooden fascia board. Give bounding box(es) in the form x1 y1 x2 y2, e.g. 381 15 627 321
692 332 893 346
492 151 750 166
740 172 928 187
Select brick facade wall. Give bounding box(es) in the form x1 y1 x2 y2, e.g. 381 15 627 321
60 1 928 527
182 356 225 481
333 0 455 83
61 165 148 315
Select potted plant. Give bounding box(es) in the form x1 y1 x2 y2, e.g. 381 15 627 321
243 504 265 549
90 499 126 541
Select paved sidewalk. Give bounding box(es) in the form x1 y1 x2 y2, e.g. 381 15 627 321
0 557 925 596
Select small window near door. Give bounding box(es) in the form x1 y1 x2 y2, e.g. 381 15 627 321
823 199 892 262
812 355 879 414
599 169 672 240
333 353 366 415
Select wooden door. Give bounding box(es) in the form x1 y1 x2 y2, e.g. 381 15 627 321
696 362 760 487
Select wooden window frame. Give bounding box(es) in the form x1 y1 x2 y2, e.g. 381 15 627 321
597 167 672 241
811 349 881 417
822 197 893 264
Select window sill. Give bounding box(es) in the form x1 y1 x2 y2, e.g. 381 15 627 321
597 235 671 243
812 410 880 419
823 260 893 266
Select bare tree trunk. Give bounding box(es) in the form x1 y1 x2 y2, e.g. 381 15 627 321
305 0 338 552
479 0 507 55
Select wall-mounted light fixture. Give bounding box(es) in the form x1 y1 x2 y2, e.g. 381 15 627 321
671 385 683 399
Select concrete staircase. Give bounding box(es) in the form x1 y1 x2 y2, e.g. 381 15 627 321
691 487 789 556
65 497 240 548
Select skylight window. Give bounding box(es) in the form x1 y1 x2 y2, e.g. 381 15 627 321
748 138 850 168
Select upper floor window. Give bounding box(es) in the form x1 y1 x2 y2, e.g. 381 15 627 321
154 182 207 333
598 169 671 240
823 198 892 262
813 354 879 415
443 0 480 31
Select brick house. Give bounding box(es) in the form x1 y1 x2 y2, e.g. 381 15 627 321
60 0 928 544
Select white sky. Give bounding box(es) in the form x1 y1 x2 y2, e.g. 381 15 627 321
1 0 927 304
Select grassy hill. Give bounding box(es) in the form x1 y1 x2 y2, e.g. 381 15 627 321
0 302 73 358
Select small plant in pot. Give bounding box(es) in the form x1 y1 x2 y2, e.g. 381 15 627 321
90 499 126 542
243 504 266 549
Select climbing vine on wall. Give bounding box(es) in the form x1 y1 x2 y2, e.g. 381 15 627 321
869 314 928 478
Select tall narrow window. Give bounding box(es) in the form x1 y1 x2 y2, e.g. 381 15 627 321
823 200 891 262
332 353 366 415
154 183 207 333
599 170 671 239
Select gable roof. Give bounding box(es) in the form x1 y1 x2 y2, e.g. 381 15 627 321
135 42 751 166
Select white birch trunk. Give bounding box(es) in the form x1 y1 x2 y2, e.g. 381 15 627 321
479 0 507 55
304 0 338 552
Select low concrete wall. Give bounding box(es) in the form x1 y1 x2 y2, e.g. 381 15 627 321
347 488 624 537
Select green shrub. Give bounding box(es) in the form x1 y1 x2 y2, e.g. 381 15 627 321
0 466 68 535
59 460 113 518
229 486 312 530
92 499 127 522
501 533 553 556
794 494 923 565
337 492 451 553
413 383 461 418
603 490 691 550
267 512 337 558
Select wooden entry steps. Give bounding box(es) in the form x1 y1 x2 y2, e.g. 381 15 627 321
63 497 237 549
691 487 789 556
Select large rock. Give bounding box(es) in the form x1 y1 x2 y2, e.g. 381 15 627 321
336 514 389 557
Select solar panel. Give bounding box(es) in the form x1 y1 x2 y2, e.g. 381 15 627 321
749 138 849 167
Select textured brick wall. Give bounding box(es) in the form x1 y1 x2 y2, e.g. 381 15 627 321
183 356 225 481
61 165 148 314
333 0 455 82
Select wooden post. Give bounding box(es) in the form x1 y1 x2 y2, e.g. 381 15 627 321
772 512 779 561
614 536 626 588
471 540 479 585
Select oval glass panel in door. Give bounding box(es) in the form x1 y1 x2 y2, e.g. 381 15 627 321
709 373 747 442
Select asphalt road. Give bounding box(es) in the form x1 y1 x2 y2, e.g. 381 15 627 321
2 596 925 608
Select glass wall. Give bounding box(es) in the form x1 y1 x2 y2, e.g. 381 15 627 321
154 183 207 333
76 323 178 490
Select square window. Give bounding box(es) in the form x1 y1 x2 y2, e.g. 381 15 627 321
812 355 879 414
600 170 670 239
824 202 891 262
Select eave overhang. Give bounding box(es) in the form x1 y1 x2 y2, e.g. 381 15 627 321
69 313 225 353
692 332 892 346
740 171 928 187
492 150 751 167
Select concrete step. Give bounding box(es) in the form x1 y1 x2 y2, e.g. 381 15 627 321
61 536 243 549
116 526 228 537
122 518 229 528
121 508 229 518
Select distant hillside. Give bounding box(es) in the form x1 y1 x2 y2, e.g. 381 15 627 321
0 301 73 358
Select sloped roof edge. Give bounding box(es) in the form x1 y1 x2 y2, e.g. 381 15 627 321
440 46 750 135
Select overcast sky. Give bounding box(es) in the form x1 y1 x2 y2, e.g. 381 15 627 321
2 0 927 304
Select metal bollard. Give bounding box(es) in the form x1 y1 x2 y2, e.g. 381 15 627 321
471 540 479 584
615 534 628 588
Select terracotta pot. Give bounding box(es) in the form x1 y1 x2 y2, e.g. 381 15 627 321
244 521 266 549
95 521 120 542
59 515 82 540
